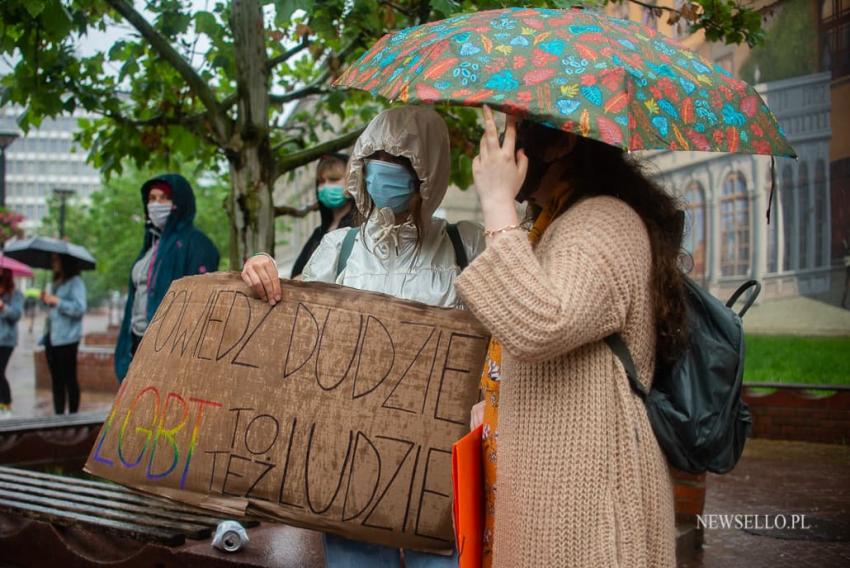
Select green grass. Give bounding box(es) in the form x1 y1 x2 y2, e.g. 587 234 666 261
744 335 850 385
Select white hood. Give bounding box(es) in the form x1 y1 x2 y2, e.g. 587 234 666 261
345 105 451 232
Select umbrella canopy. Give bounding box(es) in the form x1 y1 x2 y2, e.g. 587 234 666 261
334 7 795 157
0 255 34 278
4 236 96 271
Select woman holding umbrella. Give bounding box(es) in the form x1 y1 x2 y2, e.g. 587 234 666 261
5 236 94 415
333 7 796 565
41 253 86 415
0 268 24 418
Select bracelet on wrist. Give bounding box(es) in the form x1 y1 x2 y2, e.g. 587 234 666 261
483 223 526 238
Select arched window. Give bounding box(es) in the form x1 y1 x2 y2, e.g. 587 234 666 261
781 165 795 271
682 182 707 282
720 172 750 277
815 160 828 267
798 162 811 269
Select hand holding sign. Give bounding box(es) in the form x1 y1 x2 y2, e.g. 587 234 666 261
241 253 282 305
86 272 489 552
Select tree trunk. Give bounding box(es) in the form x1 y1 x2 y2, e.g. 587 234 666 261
228 0 274 268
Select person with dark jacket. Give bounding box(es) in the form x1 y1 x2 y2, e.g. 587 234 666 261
114 173 220 382
290 153 356 278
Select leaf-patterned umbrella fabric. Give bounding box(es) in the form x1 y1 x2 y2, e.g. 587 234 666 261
334 7 795 157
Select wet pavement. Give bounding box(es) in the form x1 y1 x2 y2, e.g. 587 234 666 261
679 439 850 567
4 311 115 419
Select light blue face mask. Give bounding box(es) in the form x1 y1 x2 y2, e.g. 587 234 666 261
364 159 416 213
317 184 348 209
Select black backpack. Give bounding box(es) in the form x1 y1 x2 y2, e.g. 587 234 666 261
606 278 760 474
335 224 469 277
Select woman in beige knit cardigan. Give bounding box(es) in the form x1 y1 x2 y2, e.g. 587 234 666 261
455 106 687 567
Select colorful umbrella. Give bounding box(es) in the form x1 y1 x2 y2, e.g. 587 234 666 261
334 7 795 157
0 255 34 278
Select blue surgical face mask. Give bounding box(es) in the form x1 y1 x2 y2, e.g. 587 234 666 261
364 159 416 213
317 184 348 209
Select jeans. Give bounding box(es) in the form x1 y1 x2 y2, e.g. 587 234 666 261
323 533 458 568
44 339 80 414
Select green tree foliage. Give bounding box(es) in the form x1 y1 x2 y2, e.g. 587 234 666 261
38 166 229 304
1 0 767 266
739 0 819 85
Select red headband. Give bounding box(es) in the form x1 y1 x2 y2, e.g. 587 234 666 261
147 181 172 198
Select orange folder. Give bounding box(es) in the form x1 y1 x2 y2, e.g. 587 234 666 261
452 424 484 568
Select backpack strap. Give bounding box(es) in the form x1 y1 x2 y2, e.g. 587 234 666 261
445 223 469 271
604 334 648 400
336 228 358 278
726 280 761 318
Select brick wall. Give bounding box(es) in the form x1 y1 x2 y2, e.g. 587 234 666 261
82 326 120 347
743 384 850 445
671 468 706 525
34 346 118 394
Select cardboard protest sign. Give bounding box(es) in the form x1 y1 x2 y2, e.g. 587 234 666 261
85 273 489 551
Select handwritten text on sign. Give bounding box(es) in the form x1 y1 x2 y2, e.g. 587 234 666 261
85 273 489 551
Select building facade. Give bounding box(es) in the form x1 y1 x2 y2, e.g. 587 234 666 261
648 72 833 300
0 105 101 231
610 0 848 305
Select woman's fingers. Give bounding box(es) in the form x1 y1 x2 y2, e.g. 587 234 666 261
242 266 268 302
481 105 500 152
516 148 529 184
261 260 282 303
502 113 518 155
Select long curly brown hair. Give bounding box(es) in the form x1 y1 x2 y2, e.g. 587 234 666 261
521 123 689 372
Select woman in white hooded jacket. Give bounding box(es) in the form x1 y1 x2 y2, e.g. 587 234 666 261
242 105 484 566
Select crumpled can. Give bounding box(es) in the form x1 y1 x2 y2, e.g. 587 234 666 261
211 520 249 552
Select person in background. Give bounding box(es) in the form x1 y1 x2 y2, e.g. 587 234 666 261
290 153 356 278
114 174 220 382
41 254 86 415
0 268 23 418
242 105 484 567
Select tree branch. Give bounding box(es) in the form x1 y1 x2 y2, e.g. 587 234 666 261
272 137 306 152
95 108 207 129
267 37 310 71
105 0 228 141
274 202 319 218
269 69 331 106
220 92 238 111
275 126 365 178
379 0 414 18
626 0 690 18
268 36 359 106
